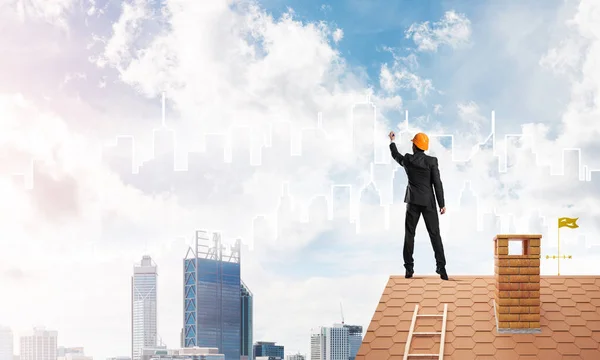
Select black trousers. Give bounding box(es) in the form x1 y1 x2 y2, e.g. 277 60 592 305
404 203 447 270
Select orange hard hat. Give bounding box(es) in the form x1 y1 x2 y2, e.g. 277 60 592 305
411 132 429 150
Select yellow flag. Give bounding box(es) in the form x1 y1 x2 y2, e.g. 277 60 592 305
558 217 579 229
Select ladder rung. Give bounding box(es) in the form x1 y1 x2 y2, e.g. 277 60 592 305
407 354 439 357
413 332 442 335
417 314 443 317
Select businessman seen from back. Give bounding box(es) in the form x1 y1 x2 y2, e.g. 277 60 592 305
389 130 449 280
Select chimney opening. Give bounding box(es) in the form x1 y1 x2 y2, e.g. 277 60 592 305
508 240 526 255
508 241 521 255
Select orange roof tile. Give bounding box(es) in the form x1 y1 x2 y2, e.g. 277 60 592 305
356 276 600 360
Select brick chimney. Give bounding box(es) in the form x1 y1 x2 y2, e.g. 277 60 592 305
493 234 542 332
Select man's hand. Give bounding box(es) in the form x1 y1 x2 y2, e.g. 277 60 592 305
389 131 395 142
440 207 446 215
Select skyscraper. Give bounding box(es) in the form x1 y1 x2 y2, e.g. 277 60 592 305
310 330 323 360
20 327 57 360
343 325 362 360
285 355 304 360
310 325 348 360
240 282 253 360
132 256 158 360
56 348 83 358
252 342 283 359
0 326 13 360
184 231 241 360
56 348 91 360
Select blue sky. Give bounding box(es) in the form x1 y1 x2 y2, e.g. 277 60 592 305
259 0 572 138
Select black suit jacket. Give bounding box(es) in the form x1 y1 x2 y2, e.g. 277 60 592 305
390 142 445 209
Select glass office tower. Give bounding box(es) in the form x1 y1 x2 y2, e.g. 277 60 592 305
132 256 158 360
240 282 253 360
184 231 241 360
253 342 284 359
344 325 363 360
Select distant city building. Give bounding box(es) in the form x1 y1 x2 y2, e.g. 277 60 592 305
20 327 58 360
138 346 167 360
310 331 323 360
57 347 91 360
0 326 13 360
57 348 83 357
310 325 348 360
284 355 304 360
252 343 283 360
106 357 130 360
141 347 223 360
254 357 281 360
59 354 91 360
240 283 253 360
343 325 363 360
183 231 241 360
132 256 158 360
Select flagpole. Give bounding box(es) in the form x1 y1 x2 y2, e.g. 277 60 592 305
558 224 561 276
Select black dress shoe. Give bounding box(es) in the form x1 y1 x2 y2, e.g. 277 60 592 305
437 267 448 280
405 269 414 278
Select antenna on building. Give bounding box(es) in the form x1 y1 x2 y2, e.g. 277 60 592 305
340 302 345 325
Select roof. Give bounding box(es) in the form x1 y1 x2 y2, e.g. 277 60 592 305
356 276 600 360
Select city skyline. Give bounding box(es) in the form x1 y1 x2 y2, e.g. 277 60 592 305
99 94 600 250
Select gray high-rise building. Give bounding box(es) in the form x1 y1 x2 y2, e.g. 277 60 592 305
253 342 283 360
132 256 158 360
184 231 241 360
343 325 363 360
310 325 348 360
56 348 83 357
0 326 13 360
20 327 57 360
240 282 253 360
56 347 91 360
285 355 304 360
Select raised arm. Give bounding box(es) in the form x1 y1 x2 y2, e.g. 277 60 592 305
431 157 445 209
389 142 405 166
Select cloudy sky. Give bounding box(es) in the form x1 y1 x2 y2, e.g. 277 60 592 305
1 0 600 358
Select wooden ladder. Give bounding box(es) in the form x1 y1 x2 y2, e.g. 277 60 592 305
403 304 448 359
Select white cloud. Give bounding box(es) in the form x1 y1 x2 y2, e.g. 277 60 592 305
96 0 150 69
379 63 433 99
332 28 343 43
320 4 332 13
0 0 76 29
378 48 432 99
456 101 487 134
405 10 471 52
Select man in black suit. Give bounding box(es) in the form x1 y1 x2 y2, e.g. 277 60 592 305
389 130 448 280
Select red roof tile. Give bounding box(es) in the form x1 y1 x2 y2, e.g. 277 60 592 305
356 276 600 360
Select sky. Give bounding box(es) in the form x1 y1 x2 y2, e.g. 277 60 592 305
1 0 600 359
